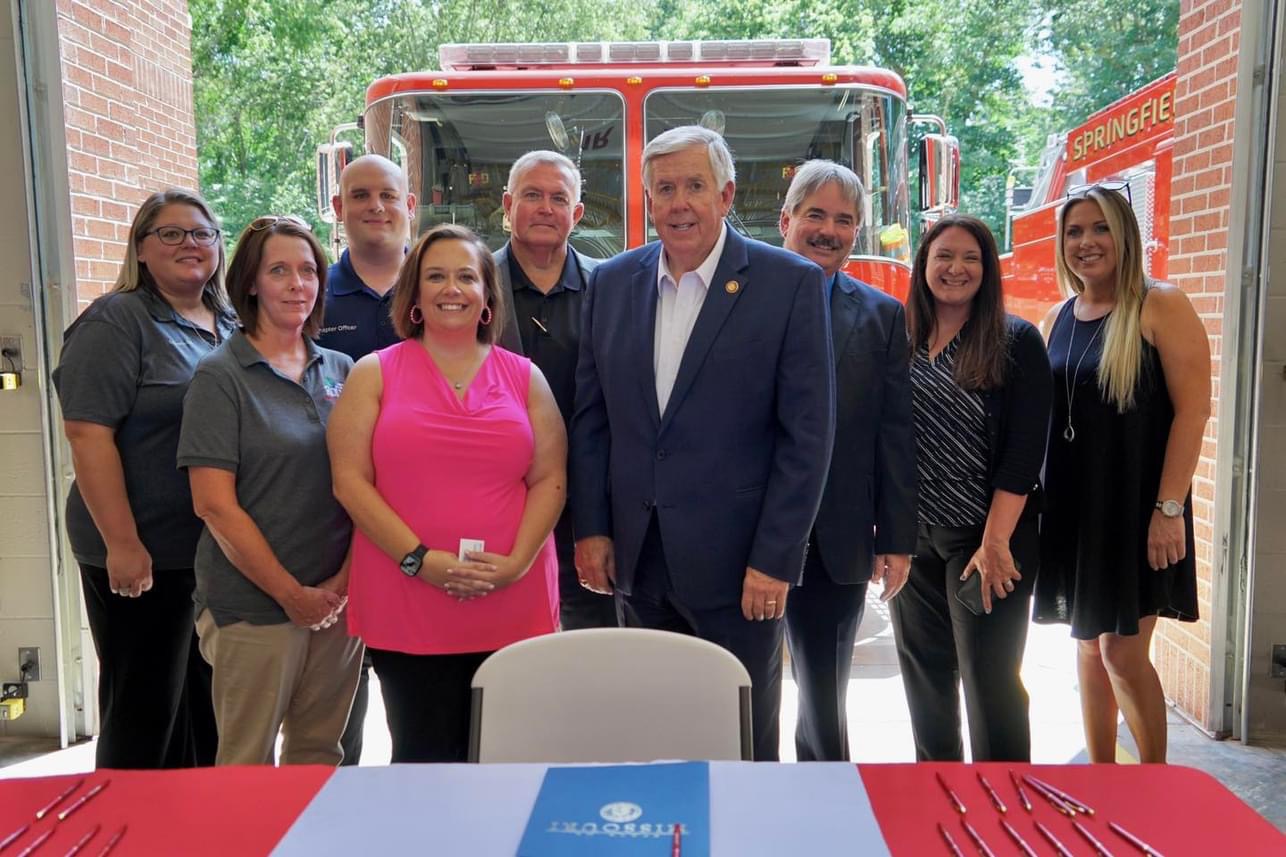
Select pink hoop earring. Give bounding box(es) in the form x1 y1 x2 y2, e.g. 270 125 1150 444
409 305 423 324
480 305 493 326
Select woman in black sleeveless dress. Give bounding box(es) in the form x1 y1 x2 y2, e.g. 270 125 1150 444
1035 185 1210 763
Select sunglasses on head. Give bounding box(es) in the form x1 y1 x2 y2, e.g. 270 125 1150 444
1066 180 1132 205
248 214 312 232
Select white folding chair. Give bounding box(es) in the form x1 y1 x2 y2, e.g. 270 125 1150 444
468 628 752 763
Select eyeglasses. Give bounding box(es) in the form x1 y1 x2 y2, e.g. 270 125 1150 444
1067 180 1132 205
248 215 312 232
144 226 221 246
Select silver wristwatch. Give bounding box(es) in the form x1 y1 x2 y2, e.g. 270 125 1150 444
1155 499 1183 518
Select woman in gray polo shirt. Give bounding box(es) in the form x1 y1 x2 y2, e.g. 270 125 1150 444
54 188 230 769
178 216 362 766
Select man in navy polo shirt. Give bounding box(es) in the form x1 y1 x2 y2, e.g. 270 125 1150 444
319 153 415 764
319 154 414 361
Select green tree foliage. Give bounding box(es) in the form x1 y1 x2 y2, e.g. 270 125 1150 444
1035 0 1178 128
650 0 1037 237
191 0 1177 249
191 0 654 245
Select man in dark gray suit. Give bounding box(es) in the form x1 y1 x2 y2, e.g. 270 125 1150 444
495 150 615 629
779 160 918 761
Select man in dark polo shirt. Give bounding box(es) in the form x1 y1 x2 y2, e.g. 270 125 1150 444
318 154 413 361
496 150 615 630
318 153 415 764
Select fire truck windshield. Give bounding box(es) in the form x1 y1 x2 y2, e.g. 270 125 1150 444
366 90 627 258
362 83 908 264
645 86 909 259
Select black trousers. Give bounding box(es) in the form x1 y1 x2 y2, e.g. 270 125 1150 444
79 564 217 769
888 518 1038 762
337 653 371 766
784 546 868 762
367 647 490 763
616 516 784 761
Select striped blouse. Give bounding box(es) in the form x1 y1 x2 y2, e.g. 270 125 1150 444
910 335 991 527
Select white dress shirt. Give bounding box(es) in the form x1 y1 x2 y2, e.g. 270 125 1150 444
653 224 729 413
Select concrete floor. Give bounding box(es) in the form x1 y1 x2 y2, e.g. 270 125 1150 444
3 589 1283 830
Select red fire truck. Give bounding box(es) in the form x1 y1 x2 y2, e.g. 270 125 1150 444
317 38 962 300
1001 72 1177 322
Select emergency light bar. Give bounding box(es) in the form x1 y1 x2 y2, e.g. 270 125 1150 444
438 39 831 70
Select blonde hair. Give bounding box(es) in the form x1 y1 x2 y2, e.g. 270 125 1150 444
114 189 230 314
1054 189 1146 412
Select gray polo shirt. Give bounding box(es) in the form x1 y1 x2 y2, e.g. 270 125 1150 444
177 330 353 626
53 288 237 570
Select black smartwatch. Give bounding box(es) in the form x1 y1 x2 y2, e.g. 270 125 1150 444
399 544 429 577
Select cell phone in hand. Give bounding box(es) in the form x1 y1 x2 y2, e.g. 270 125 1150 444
956 573 985 616
955 560 1023 616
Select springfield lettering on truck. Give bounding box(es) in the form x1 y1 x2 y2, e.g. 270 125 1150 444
1071 91 1173 162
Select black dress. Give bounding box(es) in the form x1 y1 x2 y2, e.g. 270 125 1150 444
1035 299 1199 639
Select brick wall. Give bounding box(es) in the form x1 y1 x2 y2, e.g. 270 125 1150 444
1157 0 1241 731
54 0 196 311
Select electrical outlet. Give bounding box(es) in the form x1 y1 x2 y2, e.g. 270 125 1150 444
1272 645 1286 679
0 336 21 372
18 647 39 682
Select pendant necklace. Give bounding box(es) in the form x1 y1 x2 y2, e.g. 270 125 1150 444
1061 306 1109 442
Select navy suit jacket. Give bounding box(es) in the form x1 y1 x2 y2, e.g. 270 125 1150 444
810 273 918 585
571 228 835 610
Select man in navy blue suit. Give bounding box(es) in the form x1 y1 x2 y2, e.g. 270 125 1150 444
570 126 835 761
779 161 917 761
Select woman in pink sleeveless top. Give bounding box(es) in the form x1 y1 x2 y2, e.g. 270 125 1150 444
328 224 566 762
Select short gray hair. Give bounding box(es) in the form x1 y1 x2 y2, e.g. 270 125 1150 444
506 150 582 203
783 160 864 222
642 126 736 189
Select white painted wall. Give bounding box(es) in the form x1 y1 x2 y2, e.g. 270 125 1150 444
1247 4 1286 745
0 2 62 739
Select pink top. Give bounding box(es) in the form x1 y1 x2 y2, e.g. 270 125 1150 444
348 339 558 654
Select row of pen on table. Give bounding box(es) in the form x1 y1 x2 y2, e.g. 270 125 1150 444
0 778 123 857
934 770 1164 857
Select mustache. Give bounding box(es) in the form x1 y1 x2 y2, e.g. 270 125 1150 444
807 235 844 251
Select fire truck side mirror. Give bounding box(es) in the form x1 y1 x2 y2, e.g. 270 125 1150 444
918 133 960 214
316 141 354 224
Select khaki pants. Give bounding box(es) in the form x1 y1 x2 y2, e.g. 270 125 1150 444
196 609 363 766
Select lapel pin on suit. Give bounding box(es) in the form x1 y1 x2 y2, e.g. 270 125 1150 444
724 280 740 294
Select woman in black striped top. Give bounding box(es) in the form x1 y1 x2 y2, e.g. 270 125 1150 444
889 215 1052 762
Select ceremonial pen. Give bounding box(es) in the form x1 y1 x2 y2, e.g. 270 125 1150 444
999 819 1039 857
13 828 53 857
0 823 31 853
1026 774 1096 815
976 772 1007 814
531 317 549 334
1022 775 1076 816
57 781 110 823
935 771 968 814
1007 769 1032 813
35 779 85 821
670 822 681 857
960 819 996 857
937 822 964 857
1033 820 1076 857
92 826 125 857
1073 819 1117 857
62 825 99 857
1108 820 1167 856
